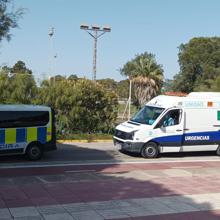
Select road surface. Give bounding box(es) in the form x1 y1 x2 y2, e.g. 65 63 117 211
0 142 220 219
0 142 219 168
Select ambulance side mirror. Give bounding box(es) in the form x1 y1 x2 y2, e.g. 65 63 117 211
154 121 164 129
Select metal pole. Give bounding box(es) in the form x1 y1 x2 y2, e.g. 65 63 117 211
93 31 97 82
48 27 54 85
49 33 53 82
128 78 132 120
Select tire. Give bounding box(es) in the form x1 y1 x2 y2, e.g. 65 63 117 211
141 142 159 158
217 146 220 156
26 143 43 161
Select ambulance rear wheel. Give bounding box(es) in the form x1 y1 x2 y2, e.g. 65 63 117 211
26 143 43 161
217 146 220 156
141 142 159 158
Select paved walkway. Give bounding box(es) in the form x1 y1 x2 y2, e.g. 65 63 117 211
1 193 220 219
1 160 220 219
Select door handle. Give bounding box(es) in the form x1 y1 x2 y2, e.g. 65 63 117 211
176 129 182 132
213 125 220 127
184 128 189 131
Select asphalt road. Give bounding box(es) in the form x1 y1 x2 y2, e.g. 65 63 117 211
0 142 219 167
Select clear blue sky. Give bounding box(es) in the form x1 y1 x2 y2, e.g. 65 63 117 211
1 0 220 81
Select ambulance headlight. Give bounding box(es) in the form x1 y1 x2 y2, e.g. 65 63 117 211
130 130 138 140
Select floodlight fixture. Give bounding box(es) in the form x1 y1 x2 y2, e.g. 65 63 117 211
103 26 111 32
92 25 100 30
48 27 54 37
80 24 89 30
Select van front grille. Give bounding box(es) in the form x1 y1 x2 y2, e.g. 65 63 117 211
114 129 132 140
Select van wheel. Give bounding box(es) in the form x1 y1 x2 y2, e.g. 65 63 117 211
141 142 159 158
26 144 43 161
217 146 220 156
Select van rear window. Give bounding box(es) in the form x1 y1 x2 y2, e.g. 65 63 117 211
0 111 49 128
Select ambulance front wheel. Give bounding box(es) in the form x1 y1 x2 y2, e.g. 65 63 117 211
26 143 43 161
141 142 159 158
217 146 220 156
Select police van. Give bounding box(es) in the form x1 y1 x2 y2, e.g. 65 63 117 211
0 105 56 160
114 92 220 158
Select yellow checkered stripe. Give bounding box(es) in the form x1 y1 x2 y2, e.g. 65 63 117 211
0 126 51 145
47 111 52 142
5 128 16 144
26 127 38 143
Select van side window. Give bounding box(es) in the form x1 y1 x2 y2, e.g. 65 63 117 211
0 111 49 128
157 109 181 128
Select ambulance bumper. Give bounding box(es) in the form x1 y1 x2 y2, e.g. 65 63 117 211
113 138 144 153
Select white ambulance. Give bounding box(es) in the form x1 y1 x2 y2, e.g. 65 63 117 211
113 92 220 158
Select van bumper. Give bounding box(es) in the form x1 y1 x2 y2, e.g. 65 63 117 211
113 138 144 153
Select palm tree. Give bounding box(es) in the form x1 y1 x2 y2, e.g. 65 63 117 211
121 52 164 107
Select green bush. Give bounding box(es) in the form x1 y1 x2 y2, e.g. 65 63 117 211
0 64 119 138
35 79 118 135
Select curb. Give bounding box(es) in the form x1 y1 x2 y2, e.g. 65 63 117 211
57 139 113 143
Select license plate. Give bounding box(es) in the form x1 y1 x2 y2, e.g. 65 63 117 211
115 143 122 150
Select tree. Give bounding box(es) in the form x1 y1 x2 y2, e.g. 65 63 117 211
68 80 118 133
0 62 119 134
35 79 74 134
54 75 65 81
117 79 130 99
1 65 10 73
10 74 37 103
120 52 164 107
172 37 220 93
162 79 174 93
11 60 32 74
68 74 78 81
97 78 117 92
35 79 118 134
210 75 220 92
0 67 37 104
0 0 24 42
0 70 11 103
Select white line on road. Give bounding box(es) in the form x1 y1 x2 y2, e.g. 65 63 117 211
0 158 220 169
172 166 203 169
65 170 96 173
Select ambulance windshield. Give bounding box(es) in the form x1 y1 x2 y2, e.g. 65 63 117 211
131 105 164 125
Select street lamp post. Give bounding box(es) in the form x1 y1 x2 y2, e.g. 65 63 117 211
80 24 111 82
48 27 55 85
122 77 132 120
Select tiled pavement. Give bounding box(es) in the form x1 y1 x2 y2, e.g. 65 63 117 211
1 160 220 219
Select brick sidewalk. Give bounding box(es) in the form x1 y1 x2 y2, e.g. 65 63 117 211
0 160 220 219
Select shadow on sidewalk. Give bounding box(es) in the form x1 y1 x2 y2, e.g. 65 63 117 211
0 143 219 219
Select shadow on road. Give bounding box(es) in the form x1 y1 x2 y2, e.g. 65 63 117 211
0 143 118 164
0 142 218 164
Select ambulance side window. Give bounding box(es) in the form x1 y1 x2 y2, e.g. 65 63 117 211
155 109 182 128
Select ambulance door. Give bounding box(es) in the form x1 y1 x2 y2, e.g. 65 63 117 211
182 108 218 152
153 108 184 152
